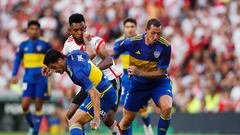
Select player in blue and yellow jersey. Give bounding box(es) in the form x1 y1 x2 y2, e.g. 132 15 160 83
112 18 173 135
43 49 117 135
115 18 153 135
11 20 52 135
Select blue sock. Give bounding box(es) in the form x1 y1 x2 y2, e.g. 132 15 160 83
158 115 171 135
24 111 34 128
122 125 132 135
70 125 84 135
140 114 151 126
33 111 43 135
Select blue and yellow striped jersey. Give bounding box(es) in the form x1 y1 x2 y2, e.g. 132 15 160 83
66 50 112 93
113 33 171 90
12 37 52 83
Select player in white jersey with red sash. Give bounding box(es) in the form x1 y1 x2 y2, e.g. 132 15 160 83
44 13 122 135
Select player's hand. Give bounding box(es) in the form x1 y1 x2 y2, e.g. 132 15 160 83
128 66 141 76
11 76 18 84
83 32 91 44
90 117 100 130
41 66 53 76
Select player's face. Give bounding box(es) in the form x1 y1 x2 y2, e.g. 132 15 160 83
47 59 66 74
69 22 86 43
124 22 137 38
27 25 40 39
146 25 162 44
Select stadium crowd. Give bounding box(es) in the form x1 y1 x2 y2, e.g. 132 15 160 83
0 0 240 114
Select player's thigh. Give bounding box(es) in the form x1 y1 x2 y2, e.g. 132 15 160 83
22 82 34 98
124 90 151 112
67 103 80 120
151 83 173 109
120 108 137 127
21 97 32 111
35 98 44 111
35 79 50 99
69 109 92 126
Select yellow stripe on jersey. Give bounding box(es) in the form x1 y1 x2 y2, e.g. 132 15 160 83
129 56 158 72
89 64 103 87
39 36 49 42
158 37 170 46
23 53 45 68
120 54 129 69
115 36 124 42
131 34 143 41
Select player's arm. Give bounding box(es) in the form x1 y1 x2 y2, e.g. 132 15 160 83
83 32 97 60
128 46 171 78
110 39 129 59
88 86 101 129
11 44 24 84
96 41 113 70
73 71 100 129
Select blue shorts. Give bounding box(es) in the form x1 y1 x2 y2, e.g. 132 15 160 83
80 86 116 118
124 80 173 112
120 71 131 105
22 79 50 99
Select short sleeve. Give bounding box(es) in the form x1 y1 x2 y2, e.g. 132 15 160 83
113 39 130 59
73 71 94 92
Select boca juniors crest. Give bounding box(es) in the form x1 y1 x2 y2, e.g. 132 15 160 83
154 51 160 58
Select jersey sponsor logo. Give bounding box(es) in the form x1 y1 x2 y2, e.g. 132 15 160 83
135 50 141 55
77 55 84 61
154 51 160 58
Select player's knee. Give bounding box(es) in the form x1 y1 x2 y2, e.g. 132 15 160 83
103 111 115 127
120 115 134 129
22 105 29 112
160 105 172 117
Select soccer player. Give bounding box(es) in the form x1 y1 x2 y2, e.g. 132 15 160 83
42 13 122 134
43 49 117 135
112 18 173 135
11 20 52 135
115 18 153 135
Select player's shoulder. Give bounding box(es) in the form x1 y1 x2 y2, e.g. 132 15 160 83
115 36 125 42
157 36 170 47
39 36 49 43
67 50 89 62
130 34 144 41
66 50 89 73
89 35 104 47
64 35 75 45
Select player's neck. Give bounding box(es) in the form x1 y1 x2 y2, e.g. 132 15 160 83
30 37 38 41
145 36 151 46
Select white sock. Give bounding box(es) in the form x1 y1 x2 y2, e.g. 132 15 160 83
108 120 121 135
